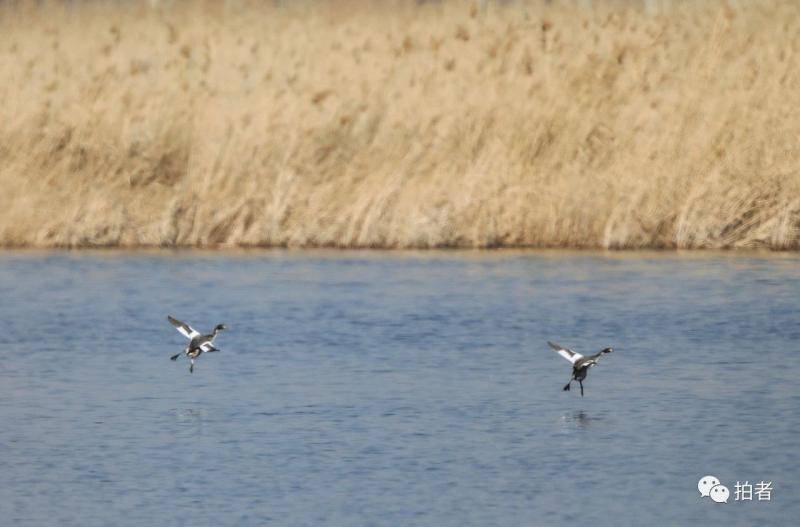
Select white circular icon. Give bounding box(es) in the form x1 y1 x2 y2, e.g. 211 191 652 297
698 475 720 497
709 484 730 503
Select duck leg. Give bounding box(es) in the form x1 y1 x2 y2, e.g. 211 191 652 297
190 359 194 374
170 352 182 361
579 380 584 397
563 379 571 391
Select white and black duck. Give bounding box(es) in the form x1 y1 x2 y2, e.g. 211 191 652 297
168 315 227 373
548 341 613 396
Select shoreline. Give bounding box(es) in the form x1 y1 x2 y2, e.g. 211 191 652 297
1 245 797 257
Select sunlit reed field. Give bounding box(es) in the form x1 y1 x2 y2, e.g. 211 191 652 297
0 0 798 249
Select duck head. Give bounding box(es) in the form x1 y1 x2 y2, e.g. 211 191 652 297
601 347 613 354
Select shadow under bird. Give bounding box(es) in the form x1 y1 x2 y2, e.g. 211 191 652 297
168 316 228 373
548 341 613 396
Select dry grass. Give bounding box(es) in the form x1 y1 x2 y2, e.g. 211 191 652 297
1 0 799 249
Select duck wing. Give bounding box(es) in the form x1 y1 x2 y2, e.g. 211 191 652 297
197 336 219 352
548 341 584 364
168 315 200 340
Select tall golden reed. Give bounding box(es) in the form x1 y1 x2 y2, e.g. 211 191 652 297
0 0 798 249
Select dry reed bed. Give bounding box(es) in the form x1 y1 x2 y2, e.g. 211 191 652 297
0 0 799 249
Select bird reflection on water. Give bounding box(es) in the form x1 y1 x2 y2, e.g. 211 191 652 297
560 410 605 429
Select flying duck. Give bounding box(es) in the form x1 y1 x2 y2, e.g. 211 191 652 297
168 315 228 373
548 341 613 396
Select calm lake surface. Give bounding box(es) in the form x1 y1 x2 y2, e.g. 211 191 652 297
1 250 798 526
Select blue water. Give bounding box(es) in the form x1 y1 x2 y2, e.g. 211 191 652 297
1 250 798 526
